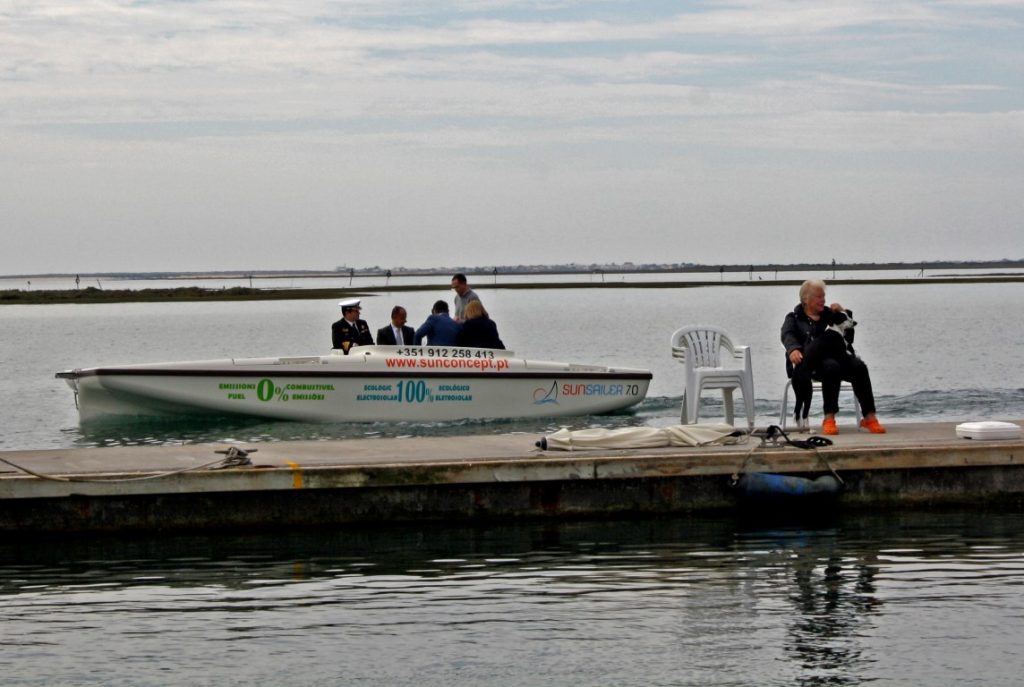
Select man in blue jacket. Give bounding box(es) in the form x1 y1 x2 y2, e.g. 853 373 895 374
414 300 462 346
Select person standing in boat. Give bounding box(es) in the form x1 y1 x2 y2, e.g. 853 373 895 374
451 273 480 322
414 300 462 346
376 306 415 346
781 279 886 435
332 298 374 352
456 300 505 349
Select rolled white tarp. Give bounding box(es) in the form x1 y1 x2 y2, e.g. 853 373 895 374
663 423 746 447
537 423 745 451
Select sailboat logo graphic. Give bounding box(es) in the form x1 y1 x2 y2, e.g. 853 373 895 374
533 381 559 405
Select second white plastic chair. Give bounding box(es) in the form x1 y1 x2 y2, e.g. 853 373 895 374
670 325 755 430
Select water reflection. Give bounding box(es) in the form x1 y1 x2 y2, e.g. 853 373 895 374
67 404 661 448
63 388 1024 448
2 511 1023 685
770 530 880 686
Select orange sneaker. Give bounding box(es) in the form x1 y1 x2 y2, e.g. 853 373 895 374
860 417 887 433
822 417 838 435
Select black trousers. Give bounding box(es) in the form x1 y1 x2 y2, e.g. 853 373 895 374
792 356 877 416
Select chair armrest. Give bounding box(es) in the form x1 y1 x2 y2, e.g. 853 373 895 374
732 345 752 368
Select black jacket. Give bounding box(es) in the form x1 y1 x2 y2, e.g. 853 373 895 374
376 325 415 346
780 304 855 374
332 318 374 349
456 317 505 350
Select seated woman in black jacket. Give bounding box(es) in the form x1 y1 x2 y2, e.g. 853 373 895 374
781 279 885 436
456 300 505 350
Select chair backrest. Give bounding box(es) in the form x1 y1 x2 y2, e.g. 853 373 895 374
670 325 736 368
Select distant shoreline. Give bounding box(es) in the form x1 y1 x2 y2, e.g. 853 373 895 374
4 274 1024 305
3 259 1023 282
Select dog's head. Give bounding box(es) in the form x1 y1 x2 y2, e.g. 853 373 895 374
828 309 857 333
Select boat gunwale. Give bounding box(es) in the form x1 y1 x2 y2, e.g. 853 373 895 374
60 368 654 381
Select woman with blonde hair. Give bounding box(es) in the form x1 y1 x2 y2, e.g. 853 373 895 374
456 300 505 349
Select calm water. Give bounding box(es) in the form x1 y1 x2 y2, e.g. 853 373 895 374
2 284 1024 685
3 511 1024 685
0 282 1022 450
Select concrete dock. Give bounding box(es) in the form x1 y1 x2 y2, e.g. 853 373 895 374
1 420 1022 533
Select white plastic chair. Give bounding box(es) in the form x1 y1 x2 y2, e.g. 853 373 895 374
779 379 862 431
670 325 755 429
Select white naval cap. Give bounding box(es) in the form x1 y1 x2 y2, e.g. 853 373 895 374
338 298 362 309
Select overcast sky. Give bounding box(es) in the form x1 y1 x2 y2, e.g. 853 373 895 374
2 1 1022 274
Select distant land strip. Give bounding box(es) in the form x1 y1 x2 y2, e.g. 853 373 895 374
4 275 1024 305
4 258 1024 281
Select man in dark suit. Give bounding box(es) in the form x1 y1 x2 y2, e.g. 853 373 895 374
376 305 415 346
332 298 374 352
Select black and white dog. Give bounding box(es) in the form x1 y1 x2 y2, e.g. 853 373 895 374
792 309 857 431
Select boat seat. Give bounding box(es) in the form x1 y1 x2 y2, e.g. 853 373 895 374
670 325 754 430
778 379 863 431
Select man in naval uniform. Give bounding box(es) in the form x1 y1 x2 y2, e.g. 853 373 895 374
332 298 374 352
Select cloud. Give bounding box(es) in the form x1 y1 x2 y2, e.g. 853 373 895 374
1 0 1022 272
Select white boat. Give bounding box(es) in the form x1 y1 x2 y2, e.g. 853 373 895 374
56 346 652 422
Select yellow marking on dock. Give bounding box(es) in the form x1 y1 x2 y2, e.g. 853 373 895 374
285 460 304 489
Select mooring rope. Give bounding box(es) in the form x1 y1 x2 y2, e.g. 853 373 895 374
0 447 257 484
730 425 844 487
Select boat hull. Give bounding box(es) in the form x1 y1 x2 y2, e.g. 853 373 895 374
58 346 652 423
